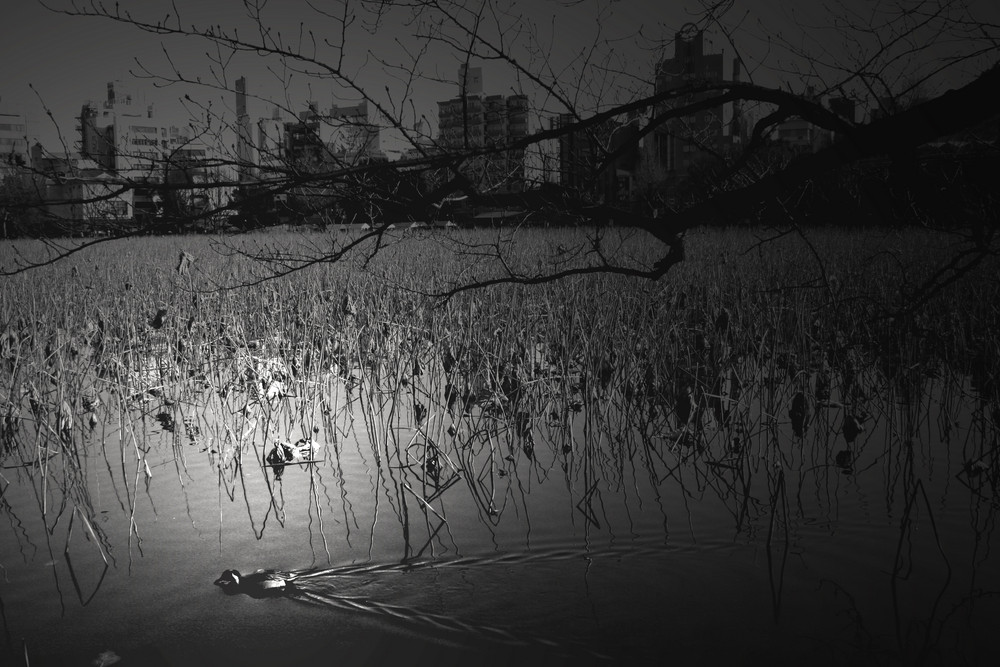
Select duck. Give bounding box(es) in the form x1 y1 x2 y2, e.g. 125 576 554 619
214 569 292 597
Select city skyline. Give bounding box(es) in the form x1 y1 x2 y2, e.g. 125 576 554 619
2 0 677 156
3 0 998 158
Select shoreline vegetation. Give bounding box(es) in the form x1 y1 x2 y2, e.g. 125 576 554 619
3 225 996 349
2 225 998 664
3 226 997 443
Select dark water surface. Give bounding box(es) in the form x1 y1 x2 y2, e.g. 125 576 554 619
2 346 998 666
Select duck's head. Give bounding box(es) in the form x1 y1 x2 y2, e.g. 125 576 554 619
214 569 242 590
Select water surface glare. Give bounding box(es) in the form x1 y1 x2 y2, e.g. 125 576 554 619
1 345 998 666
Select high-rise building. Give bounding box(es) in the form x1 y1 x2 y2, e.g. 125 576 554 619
78 103 111 170
78 81 220 216
161 134 233 218
554 113 598 190
79 81 166 178
284 99 383 172
553 113 635 202
436 66 530 192
652 25 729 176
256 107 285 179
235 77 254 182
459 64 483 96
438 95 484 148
327 101 381 158
0 109 29 169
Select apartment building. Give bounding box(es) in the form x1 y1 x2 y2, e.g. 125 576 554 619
436 65 529 192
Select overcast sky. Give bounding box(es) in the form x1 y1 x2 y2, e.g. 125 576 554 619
2 0 998 156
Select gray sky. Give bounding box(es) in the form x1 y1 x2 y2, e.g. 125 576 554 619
2 0 997 156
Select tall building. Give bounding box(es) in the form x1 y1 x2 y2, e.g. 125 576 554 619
400 118 434 161
652 25 730 176
459 64 483 96
235 77 254 182
284 99 383 171
77 81 211 218
78 81 166 178
313 101 382 159
284 103 324 171
438 95 484 148
436 65 529 192
553 113 640 202
256 107 285 178
0 109 29 169
554 113 599 190
78 103 110 170
162 134 233 218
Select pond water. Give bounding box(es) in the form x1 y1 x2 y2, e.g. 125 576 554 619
1 330 998 666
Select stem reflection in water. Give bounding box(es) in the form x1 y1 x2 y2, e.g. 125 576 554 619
0 230 998 664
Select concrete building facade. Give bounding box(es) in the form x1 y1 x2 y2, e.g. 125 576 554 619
29 146 133 222
235 77 254 182
652 25 734 176
0 110 29 169
76 81 219 217
256 108 285 179
284 99 383 171
79 81 167 179
554 112 599 191
436 65 530 192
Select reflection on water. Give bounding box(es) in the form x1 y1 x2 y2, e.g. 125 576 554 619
1 313 999 665
212 543 672 660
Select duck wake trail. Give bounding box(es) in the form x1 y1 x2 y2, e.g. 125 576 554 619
289 536 668 581
278 539 670 659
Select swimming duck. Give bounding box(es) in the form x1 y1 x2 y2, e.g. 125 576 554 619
214 569 292 597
